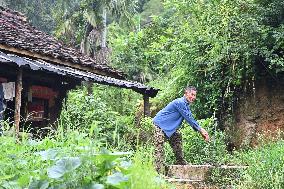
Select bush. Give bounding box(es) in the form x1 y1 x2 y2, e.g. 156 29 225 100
233 139 284 189
60 84 140 150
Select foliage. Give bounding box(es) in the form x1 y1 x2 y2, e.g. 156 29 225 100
60 84 141 150
109 20 170 82
128 146 170 189
51 0 138 48
139 0 164 24
109 0 284 124
0 127 170 189
233 139 284 189
164 117 232 165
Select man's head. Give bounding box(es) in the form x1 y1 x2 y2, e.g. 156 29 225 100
184 86 197 103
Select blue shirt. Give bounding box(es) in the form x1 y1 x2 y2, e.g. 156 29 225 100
153 96 201 137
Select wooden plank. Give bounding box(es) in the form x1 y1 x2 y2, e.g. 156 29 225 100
14 67 23 138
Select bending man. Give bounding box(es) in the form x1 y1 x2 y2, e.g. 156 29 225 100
153 86 209 173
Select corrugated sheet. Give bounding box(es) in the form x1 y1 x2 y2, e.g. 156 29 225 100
0 51 159 97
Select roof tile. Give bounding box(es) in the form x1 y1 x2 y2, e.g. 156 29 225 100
0 6 124 79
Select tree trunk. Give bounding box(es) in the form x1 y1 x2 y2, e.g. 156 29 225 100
80 23 93 55
101 6 107 48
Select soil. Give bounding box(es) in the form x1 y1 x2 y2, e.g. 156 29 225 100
228 77 284 148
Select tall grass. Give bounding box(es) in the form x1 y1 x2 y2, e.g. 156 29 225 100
129 146 171 189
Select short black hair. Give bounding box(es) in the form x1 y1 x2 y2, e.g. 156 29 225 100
184 86 197 93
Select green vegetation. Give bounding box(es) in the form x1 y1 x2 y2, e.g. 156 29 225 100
234 139 284 189
0 126 170 189
1 0 284 188
110 0 284 120
60 85 141 150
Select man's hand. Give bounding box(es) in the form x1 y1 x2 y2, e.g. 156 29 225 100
200 128 210 142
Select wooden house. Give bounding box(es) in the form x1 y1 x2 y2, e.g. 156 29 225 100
0 6 158 136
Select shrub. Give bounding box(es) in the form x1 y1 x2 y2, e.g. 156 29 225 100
233 139 284 189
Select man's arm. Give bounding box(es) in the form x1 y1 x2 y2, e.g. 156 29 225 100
174 100 210 141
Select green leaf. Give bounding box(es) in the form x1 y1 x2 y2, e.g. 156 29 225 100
95 149 132 163
84 10 97 28
106 172 128 186
47 165 65 179
17 174 30 187
47 157 81 179
1 181 21 189
36 149 58 160
28 179 49 189
82 183 105 189
0 174 15 181
120 160 132 169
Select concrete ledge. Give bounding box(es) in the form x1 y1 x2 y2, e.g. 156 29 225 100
166 178 203 182
166 165 248 181
165 178 220 189
166 165 213 180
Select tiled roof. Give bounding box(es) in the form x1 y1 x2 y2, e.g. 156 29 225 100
0 51 159 97
0 6 124 79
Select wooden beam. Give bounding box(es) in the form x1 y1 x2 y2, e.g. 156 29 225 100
14 67 23 138
0 44 123 79
143 95 150 117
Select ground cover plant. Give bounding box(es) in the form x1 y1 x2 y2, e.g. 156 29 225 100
0 125 170 189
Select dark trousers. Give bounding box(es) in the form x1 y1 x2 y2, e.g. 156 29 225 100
153 125 187 173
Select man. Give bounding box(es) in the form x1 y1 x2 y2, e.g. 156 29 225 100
153 86 209 173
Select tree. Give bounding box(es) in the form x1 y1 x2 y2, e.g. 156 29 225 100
110 0 284 131
3 0 56 34
53 0 138 64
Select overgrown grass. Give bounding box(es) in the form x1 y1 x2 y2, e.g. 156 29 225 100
233 139 284 189
129 146 172 189
197 133 284 188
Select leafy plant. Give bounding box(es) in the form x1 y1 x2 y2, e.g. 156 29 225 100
233 139 284 189
0 127 170 188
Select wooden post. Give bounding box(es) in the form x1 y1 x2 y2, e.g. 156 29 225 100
143 95 150 117
14 68 23 138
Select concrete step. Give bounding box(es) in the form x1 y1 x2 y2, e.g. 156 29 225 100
165 178 219 189
166 165 248 181
166 165 212 181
